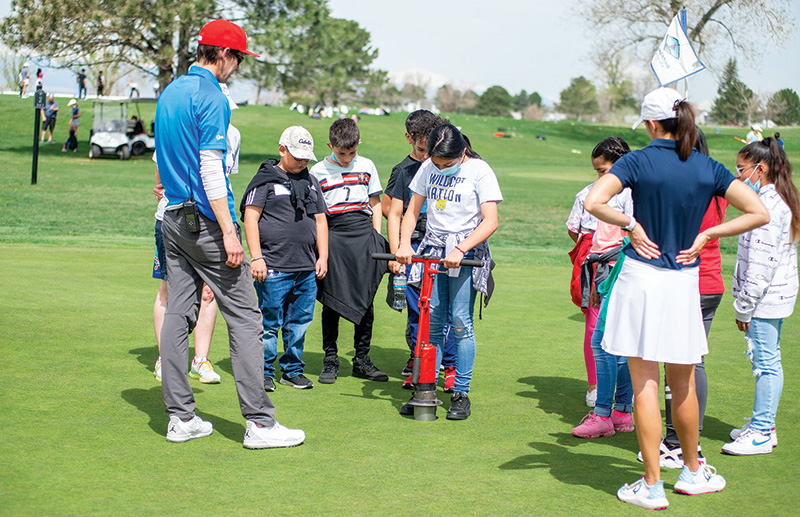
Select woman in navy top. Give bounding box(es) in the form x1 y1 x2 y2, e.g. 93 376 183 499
584 87 768 510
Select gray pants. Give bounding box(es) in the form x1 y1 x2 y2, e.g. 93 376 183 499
161 209 275 426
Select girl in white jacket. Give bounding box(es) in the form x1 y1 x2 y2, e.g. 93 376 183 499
723 137 799 456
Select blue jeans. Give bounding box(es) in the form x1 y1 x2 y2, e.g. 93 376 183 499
592 296 632 417
429 250 477 394
406 240 455 367
746 317 784 432
254 271 317 379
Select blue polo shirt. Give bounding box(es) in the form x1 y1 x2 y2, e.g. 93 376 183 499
611 139 735 270
155 66 234 222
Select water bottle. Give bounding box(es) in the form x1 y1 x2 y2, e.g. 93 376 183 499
392 273 407 310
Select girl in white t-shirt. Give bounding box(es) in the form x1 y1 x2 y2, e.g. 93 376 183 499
396 124 503 420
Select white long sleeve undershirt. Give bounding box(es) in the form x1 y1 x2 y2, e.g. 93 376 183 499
199 149 226 201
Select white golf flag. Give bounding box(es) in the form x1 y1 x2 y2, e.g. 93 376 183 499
651 9 705 86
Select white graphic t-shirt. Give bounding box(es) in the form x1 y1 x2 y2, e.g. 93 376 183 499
409 157 503 234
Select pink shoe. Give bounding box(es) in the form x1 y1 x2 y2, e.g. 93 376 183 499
612 410 634 432
572 411 615 438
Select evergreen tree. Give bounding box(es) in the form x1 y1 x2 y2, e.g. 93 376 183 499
476 85 513 117
710 59 755 125
558 76 598 122
768 88 800 126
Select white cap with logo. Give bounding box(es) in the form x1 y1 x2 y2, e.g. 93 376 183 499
632 87 683 130
279 126 317 161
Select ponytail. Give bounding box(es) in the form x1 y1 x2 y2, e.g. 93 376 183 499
740 137 800 242
462 133 481 159
658 100 696 161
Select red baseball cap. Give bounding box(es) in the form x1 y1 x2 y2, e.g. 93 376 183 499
198 19 260 57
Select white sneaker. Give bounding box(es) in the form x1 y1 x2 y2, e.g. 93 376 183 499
730 419 777 447
243 420 305 449
674 463 726 495
585 389 597 408
154 358 162 382
617 477 669 510
189 358 221 384
166 415 213 443
722 428 774 456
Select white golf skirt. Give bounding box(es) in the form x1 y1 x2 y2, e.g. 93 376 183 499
601 257 707 364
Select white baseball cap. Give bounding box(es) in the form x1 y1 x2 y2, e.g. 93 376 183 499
67 98 77 106
279 126 317 161
632 87 683 130
752 124 763 132
219 83 238 110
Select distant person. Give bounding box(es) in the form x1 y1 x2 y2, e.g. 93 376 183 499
35 68 43 89
745 124 763 144
97 71 105 97
309 118 390 385
723 138 799 456
77 68 87 99
396 124 503 420
584 87 767 510
155 18 304 448
19 62 30 97
774 132 784 149
127 80 140 98
62 129 78 153
242 126 328 392
40 95 59 143
67 98 80 135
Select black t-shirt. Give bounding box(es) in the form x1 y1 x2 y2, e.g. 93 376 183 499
386 155 427 239
246 170 327 272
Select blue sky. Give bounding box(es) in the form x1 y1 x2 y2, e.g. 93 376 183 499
3 0 799 107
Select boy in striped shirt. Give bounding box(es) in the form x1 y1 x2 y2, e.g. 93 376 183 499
309 119 390 384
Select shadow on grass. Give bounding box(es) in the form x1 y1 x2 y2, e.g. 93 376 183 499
568 312 584 322
517 375 592 424
121 386 245 442
130 346 158 372
499 440 642 496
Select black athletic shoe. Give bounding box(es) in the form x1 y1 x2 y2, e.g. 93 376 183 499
280 373 314 389
318 358 339 384
263 377 276 392
352 355 389 382
399 399 414 416
446 393 471 420
401 357 414 376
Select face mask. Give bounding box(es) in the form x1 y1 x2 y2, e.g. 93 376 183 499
743 176 761 193
742 165 761 193
437 163 461 177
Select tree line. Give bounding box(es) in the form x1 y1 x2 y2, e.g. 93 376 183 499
3 0 796 125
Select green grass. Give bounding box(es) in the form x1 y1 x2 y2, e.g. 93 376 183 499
1 94 799 514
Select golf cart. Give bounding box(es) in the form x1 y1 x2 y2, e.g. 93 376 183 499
88 98 157 159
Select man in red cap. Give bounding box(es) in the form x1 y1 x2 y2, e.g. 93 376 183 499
155 20 305 449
